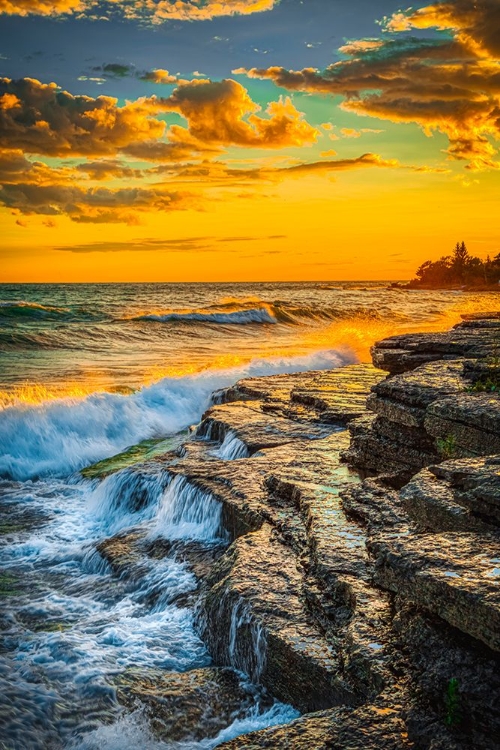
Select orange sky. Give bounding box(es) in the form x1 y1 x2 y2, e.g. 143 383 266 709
1 0 499 281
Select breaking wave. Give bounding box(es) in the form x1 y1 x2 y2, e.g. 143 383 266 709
128 298 406 328
0 348 354 481
133 307 277 325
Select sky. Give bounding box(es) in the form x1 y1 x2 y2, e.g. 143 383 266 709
0 0 499 282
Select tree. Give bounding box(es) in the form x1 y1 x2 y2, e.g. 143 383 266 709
451 241 471 282
408 242 500 288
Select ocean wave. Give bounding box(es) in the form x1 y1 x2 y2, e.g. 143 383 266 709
0 349 354 481
128 299 402 328
0 301 71 319
133 307 277 325
0 301 104 322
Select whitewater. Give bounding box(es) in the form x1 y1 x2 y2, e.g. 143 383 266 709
1 282 498 748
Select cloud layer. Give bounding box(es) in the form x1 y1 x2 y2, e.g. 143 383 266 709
239 0 500 170
0 0 279 21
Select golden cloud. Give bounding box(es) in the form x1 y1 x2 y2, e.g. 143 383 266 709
0 0 82 16
0 78 167 158
241 0 500 170
0 0 279 20
0 77 318 161
149 78 320 149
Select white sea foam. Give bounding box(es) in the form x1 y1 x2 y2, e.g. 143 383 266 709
0 349 354 480
70 701 299 749
136 307 277 325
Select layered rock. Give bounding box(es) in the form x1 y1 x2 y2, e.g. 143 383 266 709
211 363 384 424
91 334 500 750
401 456 500 533
219 695 409 750
372 314 500 375
345 357 500 483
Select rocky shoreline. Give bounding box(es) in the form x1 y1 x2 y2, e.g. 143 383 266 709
97 314 500 749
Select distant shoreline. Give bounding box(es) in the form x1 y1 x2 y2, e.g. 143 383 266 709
390 281 500 292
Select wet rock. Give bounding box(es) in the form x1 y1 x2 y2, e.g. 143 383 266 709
198 523 352 713
368 361 466 425
370 529 500 652
372 316 500 375
213 364 384 425
115 667 263 742
197 401 333 454
425 393 500 456
345 359 499 481
341 479 409 532
81 433 188 479
401 457 500 532
392 603 500 750
97 530 146 577
97 529 226 585
218 695 410 749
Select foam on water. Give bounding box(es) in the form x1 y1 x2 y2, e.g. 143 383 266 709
70 701 300 749
0 474 212 748
0 466 297 748
0 349 352 480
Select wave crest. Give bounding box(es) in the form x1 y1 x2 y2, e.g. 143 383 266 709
133 306 277 325
0 349 354 480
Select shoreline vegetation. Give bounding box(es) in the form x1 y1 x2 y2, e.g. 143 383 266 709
391 242 500 291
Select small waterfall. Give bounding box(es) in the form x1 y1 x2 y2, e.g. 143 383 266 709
197 419 249 460
89 469 167 534
228 598 267 682
198 589 267 684
217 432 249 460
148 474 224 542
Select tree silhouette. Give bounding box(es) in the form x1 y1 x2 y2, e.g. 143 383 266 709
407 242 500 289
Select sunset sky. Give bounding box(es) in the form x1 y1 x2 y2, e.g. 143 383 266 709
0 0 499 282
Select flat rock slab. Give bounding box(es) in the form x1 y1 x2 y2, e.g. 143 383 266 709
197 401 334 453
289 365 385 423
115 667 262 742
402 456 500 532
214 364 384 425
372 318 500 374
370 530 500 652
369 361 466 422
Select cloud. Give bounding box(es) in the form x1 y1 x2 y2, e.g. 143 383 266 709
240 0 500 170
0 0 279 21
56 233 285 252
75 159 144 180
149 78 320 149
0 78 167 158
0 77 317 162
94 63 133 78
139 69 182 84
57 236 214 252
271 152 401 176
340 127 384 138
0 182 195 223
0 0 83 17
132 0 278 23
